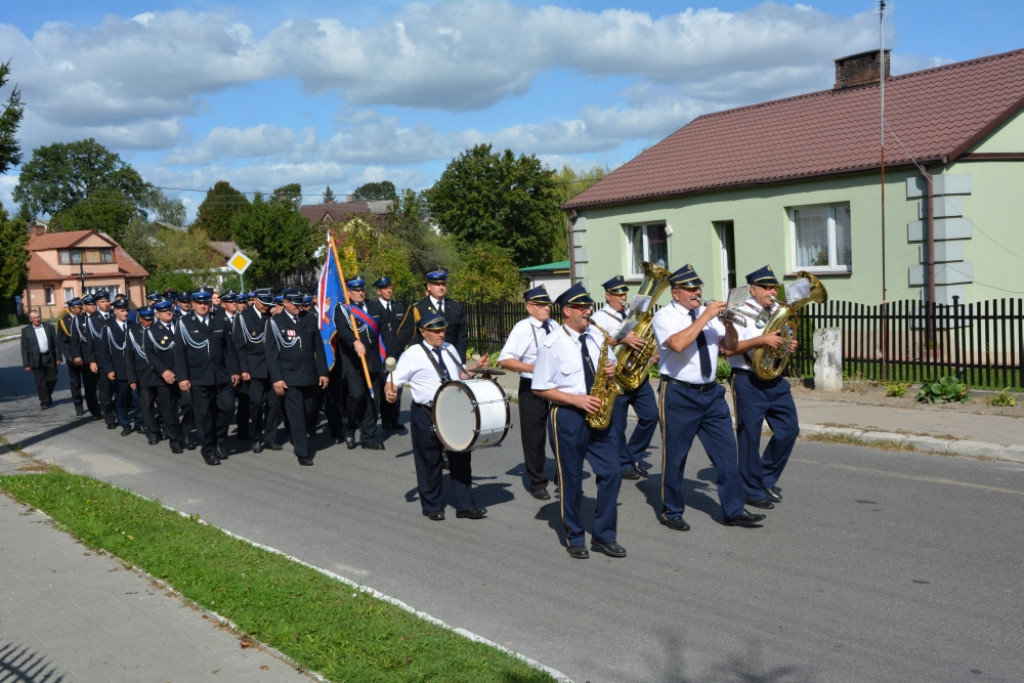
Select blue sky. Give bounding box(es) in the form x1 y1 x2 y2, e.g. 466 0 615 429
1 1 1021 221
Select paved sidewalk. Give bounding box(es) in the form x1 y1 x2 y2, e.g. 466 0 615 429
0 496 314 683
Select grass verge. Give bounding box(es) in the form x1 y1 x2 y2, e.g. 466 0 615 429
0 471 554 683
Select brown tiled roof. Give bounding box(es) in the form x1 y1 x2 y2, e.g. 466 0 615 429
26 229 105 250
114 245 147 278
26 252 63 281
565 48 1024 210
301 201 389 225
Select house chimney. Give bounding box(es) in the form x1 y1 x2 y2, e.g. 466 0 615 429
28 221 46 238
834 49 890 89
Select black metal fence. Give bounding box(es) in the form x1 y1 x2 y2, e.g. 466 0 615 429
460 298 1024 389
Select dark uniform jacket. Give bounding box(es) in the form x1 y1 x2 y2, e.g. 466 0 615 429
233 307 271 379
56 313 83 364
380 298 414 358
84 311 111 365
414 296 468 361
335 300 386 375
21 323 57 368
144 320 178 381
266 310 328 386
95 318 133 380
173 310 239 386
126 324 162 388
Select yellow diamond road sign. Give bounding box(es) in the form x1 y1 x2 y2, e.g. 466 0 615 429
228 250 252 275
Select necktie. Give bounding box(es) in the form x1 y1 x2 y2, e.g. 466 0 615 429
579 334 596 393
690 309 712 381
437 299 444 316
541 320 552 334
433 348 451 381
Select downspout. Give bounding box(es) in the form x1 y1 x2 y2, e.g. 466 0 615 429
567 209 578 281
923 167 936 306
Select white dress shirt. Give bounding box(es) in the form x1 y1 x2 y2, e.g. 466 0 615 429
652 302 727 382
497 316 552 379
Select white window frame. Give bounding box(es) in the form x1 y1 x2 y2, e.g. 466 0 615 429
624 222 669 277
789 202 852 274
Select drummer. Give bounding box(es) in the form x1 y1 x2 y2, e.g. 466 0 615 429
384 314 491 521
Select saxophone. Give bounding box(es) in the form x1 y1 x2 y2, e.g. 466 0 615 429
585 320 621 430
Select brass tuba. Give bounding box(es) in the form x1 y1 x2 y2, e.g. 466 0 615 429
584 320 621 430
612 261 673 391
750 270 827 380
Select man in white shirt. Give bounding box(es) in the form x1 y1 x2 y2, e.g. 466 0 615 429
498 285 556 500
385 315 490 520
589 275 659 480
651 264 766 530
21 310 60 409
532 283 624 559
725 265 798 508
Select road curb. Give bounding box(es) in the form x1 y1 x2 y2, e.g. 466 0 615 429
797 423 1023 463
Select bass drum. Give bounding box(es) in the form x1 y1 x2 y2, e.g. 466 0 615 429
432 379 511 452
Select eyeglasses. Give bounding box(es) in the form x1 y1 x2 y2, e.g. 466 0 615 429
674 285 701 292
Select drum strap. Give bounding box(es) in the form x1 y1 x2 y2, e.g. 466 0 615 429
422 342 451 381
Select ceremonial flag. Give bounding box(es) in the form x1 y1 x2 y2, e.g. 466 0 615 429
317 231 345 371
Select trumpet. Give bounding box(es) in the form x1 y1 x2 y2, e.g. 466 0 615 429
697 298 755 327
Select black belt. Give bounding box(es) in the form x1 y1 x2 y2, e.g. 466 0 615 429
731 368 754 376
660 375 717 392
413 401 434 409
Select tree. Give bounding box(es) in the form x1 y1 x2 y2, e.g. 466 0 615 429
271 182 302 210
192 181 249 241
352 181 397 202
448 241 523 303
13 139 152 221
145 189 187 227
49 189 139 242
322 185 336 203
0 59 24 176
230 192 319 287
0 201 29 322
426 144 563 267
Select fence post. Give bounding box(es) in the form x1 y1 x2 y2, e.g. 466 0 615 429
813 328 843 391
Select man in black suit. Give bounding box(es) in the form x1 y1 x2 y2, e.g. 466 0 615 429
374 276 412 434
85 290 117 427
94 297 139 436
334 276 386 449
267 290 329 466
76 294 102 420
126 307 163 445
173 290 240 466
414 269 468 361
21 310 60 409
234 289 281 453
145 300 187 454
56 297 87 416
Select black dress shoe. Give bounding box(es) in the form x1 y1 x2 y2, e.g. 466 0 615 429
392 425 408 435
566 545 590 559
147 435 160 445
426 509 445 521
107 422 117 430
203 454 221 466
747 497 775 510
660 516 691 531
252 441 264 454
298 458 314 466
631 461 649 478
455 507 487 519
186 440 198 450
361 442 385 450
133 424 145 433
764 487 783 502
215 447 229 460
345 432 356 449
621 467 641 480
264 442 283 451
91 414 103 421
591 540 627 558
75 407 86 416
171 446 184 454
121 426 132 436
531 488 551 501
724 510 766 527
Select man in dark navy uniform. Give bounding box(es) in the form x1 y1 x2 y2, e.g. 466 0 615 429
234 289 281 453
173 290 240 465
414 269 468 362
145 300 187 454
86 290 116 427
374 275 412 434
95 297 139 436
126 307 163 444
56 297 87 416
267 290 329 466
334 276 386 450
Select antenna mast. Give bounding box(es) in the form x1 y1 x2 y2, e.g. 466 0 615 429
877 0 890 304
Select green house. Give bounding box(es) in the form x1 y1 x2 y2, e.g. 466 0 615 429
563 48 1024 305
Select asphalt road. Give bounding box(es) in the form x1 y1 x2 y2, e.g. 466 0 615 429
1 340 1022 683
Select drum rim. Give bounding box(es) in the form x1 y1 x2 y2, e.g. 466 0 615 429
431 379 511 452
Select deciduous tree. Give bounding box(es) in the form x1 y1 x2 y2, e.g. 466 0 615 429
352 181 397 202
0 59 24 176
0 201 28 321
426 144 562 267
193 180 249 241
230 189 318 287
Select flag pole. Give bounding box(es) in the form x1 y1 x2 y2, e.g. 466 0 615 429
330 234 375 399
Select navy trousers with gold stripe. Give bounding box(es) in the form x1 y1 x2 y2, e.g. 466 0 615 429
548 404 621 548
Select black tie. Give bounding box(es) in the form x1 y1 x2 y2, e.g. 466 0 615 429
579 334 595 393
433 348 451 381
437 300 444 316
541 320 552 334
690 309 712 381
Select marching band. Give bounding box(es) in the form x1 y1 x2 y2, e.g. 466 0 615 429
41 260 806 557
